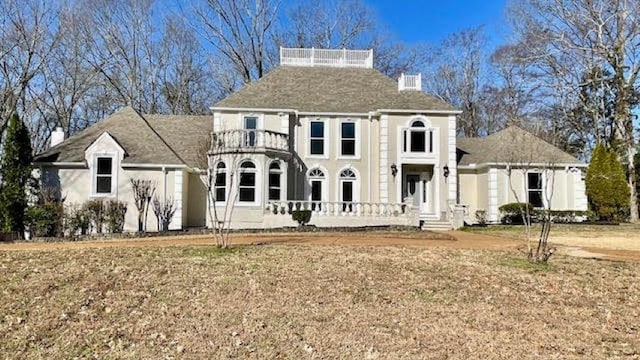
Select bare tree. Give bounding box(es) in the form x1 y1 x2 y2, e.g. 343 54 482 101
506 0 640 221
131 179 156 232
0 0 60 147
423 27 488 137
152 196 176 232
196 131 247 248
193 0 283 84
499 127 561 262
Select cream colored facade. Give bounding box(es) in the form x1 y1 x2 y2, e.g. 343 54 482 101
459 165 588 224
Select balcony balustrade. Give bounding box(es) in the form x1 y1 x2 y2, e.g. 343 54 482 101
210 129 289 154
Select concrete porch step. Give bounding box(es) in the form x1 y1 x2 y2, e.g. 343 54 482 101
421 220 453 231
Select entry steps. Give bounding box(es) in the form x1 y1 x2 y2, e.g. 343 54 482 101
421 220 453 231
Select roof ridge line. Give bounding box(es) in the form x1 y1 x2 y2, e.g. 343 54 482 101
131 108 189 167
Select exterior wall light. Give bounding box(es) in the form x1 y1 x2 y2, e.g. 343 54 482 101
391 163 398 177
443 164 450 178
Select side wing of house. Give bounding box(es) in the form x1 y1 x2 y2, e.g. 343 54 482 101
457 127 589 224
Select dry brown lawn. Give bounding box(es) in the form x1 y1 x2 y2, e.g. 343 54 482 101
1 240 639 359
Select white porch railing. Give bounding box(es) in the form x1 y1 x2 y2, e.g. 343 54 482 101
398 73 422 91
210 130 288 154
266 201 410 217
280 47 374 68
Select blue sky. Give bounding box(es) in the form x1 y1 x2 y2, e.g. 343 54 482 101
366 0 509 46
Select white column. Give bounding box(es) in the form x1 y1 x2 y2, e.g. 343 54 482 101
213 112 221 132
171 170 183 230
279 113 288 134
488 168 499 223
380 114 389 203
447 115 458 204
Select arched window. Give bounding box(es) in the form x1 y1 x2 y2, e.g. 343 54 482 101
403 119 434 153
339 168 358 212
238 160 256 202
308 168 326 210
268 162 282 200
214 162 226 201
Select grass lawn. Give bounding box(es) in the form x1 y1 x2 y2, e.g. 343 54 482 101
1 243 639 359
463 223 640 252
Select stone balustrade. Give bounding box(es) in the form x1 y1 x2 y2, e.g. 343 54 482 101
266 201 411 218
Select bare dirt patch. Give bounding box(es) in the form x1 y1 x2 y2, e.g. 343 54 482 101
1 244 638 359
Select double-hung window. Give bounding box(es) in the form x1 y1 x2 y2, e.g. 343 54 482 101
340 122 356 156
527 172 543 208
268 162 282 200
310 120 325 155
238 161 257 203
214 162 226 202
95 157 113 195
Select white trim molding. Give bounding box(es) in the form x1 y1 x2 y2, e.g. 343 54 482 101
447 115 457 204
379 114 389 203
336 118 361 160
488 168 499 222
171 170 183 230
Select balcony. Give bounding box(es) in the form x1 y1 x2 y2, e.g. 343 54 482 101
280 47 374 69
210 129 289 154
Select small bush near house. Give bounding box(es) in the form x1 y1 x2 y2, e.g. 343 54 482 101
65 204 91 236
152 196 176 232
26 202 64 237
85 199 105 233
105 200 127 233
499 202 536 225
292 210 312 226
475 209 487 226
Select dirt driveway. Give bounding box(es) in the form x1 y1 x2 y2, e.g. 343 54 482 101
2 230 639 262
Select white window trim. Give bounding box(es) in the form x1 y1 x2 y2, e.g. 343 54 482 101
213 161 227 205
336 118 361 160
526 170 545 208
400 116 439 159
306 117 330 159
240 113 264 129
306 166 329 202
267 159 284 201
335 166 360 203
236 159 261 207
90 153 118 198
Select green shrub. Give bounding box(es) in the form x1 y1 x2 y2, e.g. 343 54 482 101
65 204 91 236
105 200 127 233
474 209 487 226
292 210 312 226
84 199 105 233
585 143 629 221
499 202 536 224
26 202 64 237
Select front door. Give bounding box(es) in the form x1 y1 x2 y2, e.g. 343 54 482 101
404 172 430 213
405 174 421 207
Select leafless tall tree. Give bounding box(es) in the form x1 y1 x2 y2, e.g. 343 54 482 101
506 0 640 221
193 0 283 84
423 27 488 137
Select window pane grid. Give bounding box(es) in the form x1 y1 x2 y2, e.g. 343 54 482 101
310 121 325 155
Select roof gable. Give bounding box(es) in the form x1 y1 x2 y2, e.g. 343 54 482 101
35 107 186 166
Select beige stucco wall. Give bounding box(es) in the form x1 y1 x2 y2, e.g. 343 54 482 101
40 165 183 232
459 165 588 224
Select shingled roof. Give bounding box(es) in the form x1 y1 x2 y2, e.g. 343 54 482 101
34 107 210 167
214 66 455 113
457 126 582 166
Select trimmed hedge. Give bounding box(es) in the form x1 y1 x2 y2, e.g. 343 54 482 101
26 202 64 237
292 210 312 226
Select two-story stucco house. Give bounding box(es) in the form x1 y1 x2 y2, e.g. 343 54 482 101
33 48 588 232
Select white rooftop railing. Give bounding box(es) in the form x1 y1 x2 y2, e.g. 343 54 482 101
398 73 422 91
280 47 374 68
